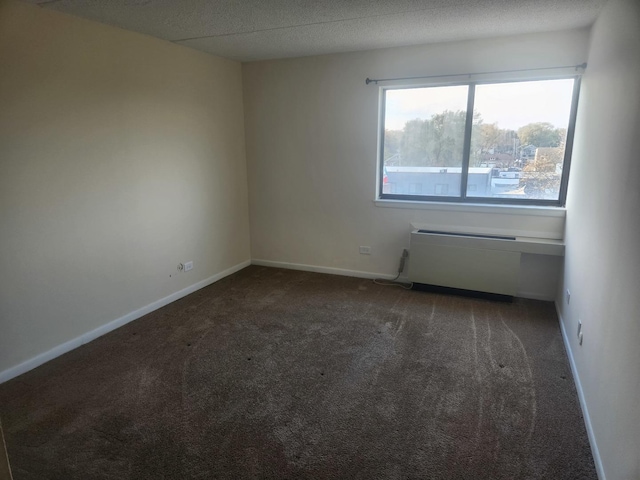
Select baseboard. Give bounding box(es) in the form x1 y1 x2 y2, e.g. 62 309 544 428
0 260 251 385
251 259 397 281
516 291 555 301
251 260 553 300
555 302 606 480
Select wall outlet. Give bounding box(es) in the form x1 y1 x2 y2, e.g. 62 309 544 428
359 246 371 255
184 261 193 272
566 289 571 305
577 319 582 338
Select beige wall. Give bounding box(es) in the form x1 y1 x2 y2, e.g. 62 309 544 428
242 30 589 299
0 1 250 374
1 1 637 475
558 0 640 478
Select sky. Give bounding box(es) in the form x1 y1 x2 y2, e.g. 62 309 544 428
384 79 575 131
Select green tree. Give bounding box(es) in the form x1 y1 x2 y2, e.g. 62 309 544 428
517 122 563 148
424 110 467 167
399 119 428 165
383 129 402 163
395 110 480 167
479 123 501 152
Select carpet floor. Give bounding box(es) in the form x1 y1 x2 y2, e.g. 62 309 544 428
0 266 596 479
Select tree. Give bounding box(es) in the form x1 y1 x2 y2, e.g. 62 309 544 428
469 118 517 167
383 129 402 163
521 142 564 199
517 122 562 148
399 119 427 165
424 110 467 167
478 123 501 152
393 110 482 167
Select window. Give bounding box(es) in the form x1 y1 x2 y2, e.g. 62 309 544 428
379 77 580 206
434 184 448 195
409 183 422 194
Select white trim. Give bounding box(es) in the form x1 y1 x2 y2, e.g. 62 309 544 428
251 259 397 280
375 199 566 218
0 260 251 384
555 302 606 480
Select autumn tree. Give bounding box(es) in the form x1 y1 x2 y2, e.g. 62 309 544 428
520 141 565 199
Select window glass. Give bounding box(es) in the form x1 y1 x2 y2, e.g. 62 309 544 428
469 79 575 200
383 85 468 197
379 77 578 205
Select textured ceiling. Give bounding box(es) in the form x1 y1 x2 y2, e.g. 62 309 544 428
24 0 607 62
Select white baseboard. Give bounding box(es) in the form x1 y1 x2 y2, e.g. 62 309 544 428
251 259 398 280
0 260 251 384
555 302 606 480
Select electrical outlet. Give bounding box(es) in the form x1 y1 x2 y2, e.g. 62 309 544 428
184 261 194 272
566 289 571 305
359 246 371 255
577 319 582 338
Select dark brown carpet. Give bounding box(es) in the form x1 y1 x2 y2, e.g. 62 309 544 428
0 266 596 479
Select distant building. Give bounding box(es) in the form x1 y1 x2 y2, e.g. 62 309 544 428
518 145 537 162
384 166 521 198
477 153 515 168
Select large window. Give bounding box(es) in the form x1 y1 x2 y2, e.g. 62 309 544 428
379 77 580 206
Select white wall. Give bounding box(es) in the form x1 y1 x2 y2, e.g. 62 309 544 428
0 1 250 376
557 0 640 478
243 30 589 298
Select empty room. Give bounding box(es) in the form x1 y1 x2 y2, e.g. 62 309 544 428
0 0 638 479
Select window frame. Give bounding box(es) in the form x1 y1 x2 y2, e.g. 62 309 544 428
377 75 582 207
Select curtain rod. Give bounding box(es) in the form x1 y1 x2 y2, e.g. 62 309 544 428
365 63 587 85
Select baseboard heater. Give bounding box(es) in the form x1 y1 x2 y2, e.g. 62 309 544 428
409 229 522 297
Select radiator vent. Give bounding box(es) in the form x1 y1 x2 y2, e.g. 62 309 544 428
409 230 520 296
417 230 516 241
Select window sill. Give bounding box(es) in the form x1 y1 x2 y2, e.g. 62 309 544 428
374 199 566 218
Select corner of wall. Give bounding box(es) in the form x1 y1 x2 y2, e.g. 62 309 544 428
554 301 606 480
